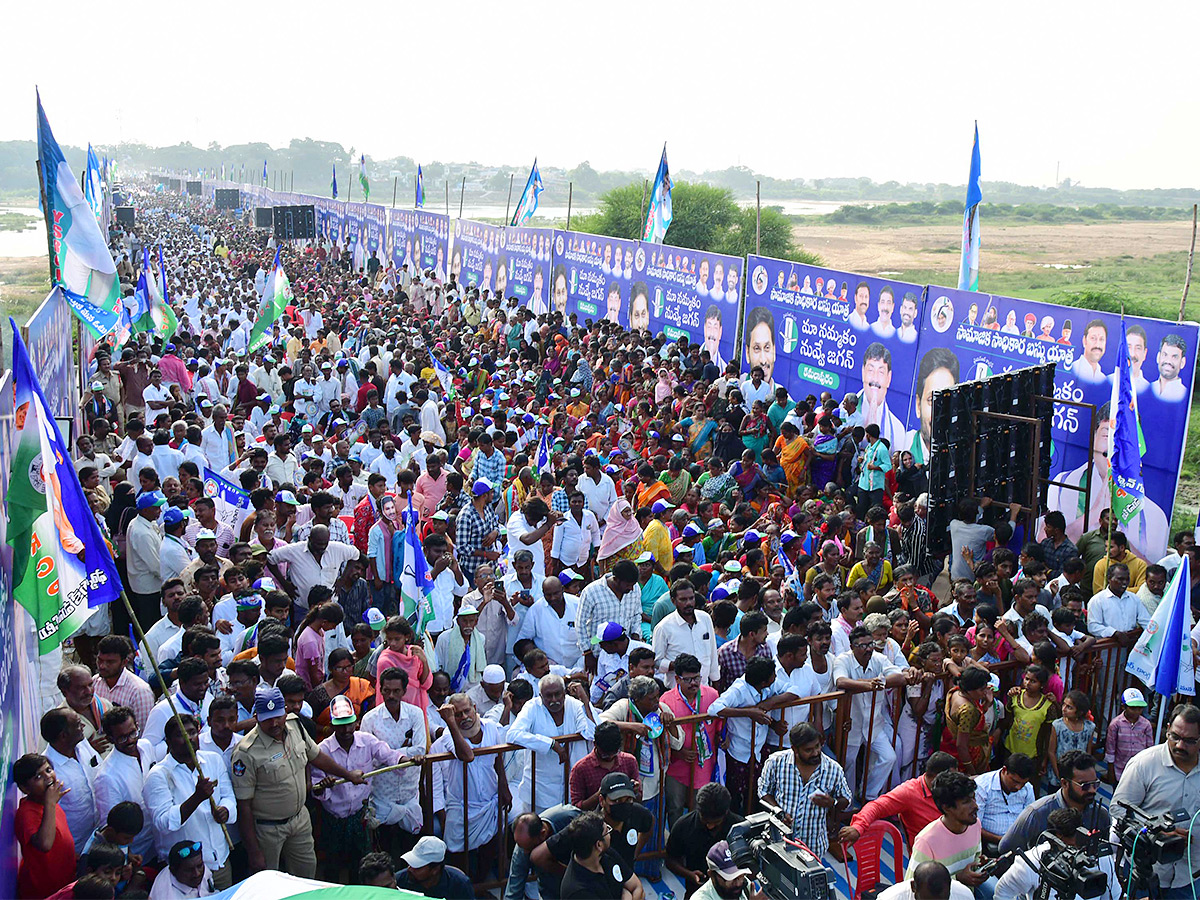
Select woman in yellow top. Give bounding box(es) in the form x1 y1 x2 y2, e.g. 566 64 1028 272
640 500 674 577
1003 664 1059 773
845 541 894 595
773 421 813 492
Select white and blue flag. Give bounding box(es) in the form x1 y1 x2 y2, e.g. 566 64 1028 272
642 144 674 244
510 159 543 226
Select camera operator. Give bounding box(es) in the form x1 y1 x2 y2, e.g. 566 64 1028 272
1109 703 1200 897
998 751 1109 854
692 840 768 900
994 807 1118 900
879 861 973 900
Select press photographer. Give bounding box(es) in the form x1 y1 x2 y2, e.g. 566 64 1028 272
1109 703 1200 898
993 807 1117 900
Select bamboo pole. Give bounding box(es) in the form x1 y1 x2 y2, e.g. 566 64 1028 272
566 182 573 230
755 180 762 256
1180 204 1197 322
458 177 466 218
504 173 515 225
392 176 397 209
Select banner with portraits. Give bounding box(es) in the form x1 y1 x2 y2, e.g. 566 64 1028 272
343 201 366 251
743 257 927 449
450 219 553 311
916 286 1198 560
388 209 451 281
742 252 1198 559
363 204 387 256
553 230 743 371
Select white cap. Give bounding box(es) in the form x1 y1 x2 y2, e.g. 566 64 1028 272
482 664 506 685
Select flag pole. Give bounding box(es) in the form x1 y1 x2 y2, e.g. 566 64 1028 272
504 173 515 225
34 159 59 285
445 179 449 216
118 589 233 851
1180 204 1197 323
392 177 397 209
566 182 573 231
458 177 465 218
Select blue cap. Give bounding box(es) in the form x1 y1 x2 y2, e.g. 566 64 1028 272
235 594 263 611
651 499 674 514
164 342 176 352
683 522 704 538
780 530 801 545
253 685 287 720
472 479 494 496
136 490 167 510
162 507 189 526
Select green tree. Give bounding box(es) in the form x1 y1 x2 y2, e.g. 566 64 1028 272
718 207 821 264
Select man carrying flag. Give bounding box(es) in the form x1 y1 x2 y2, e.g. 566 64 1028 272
415 164 425 209
248 249 292 353
7 319 121 656
642 144 673 243
510 159 543 226
958 122 982 292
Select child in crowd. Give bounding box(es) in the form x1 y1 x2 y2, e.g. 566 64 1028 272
1004 664 1059 777
1048 690 1096 787
1104 688 1154 784
14 753 75 899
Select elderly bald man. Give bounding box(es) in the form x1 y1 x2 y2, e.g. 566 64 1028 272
267 523 361 616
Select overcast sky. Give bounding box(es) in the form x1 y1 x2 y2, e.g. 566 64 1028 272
6 1 1197 191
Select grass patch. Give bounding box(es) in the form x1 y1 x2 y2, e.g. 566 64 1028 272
794 202 1196 228
0 211 38 232
0 258 51 326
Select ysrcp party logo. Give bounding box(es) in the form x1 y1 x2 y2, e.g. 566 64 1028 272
635 247 646 273
781 314 799 354
555 234 565 256
203 477 220 499
752 265 768 296
28 453 46 494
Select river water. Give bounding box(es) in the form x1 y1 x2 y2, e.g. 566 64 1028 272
0 206 46 258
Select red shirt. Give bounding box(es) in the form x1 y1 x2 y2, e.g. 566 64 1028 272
15 798 75 899
848 774 941 845
569 750 641 808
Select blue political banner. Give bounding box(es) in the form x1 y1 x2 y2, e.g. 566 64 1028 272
451 219 552 310
388 208 450 280
553 230 743 371
742 257 927 452
363 204 387 256
343 202 365 251
915 285 1198 558
22 286 78 424
0 370 20 898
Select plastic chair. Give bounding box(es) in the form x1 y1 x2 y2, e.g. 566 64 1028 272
840 820 905 900
339 514 355 540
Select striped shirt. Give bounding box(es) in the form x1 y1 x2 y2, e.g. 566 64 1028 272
758 749 850 858
92 668 156 736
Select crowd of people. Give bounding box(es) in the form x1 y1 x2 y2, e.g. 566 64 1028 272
13 185 1200 900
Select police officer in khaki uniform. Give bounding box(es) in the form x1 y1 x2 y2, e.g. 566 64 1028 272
231 685 365 876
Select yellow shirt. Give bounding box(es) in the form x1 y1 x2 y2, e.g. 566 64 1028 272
1092 552 1147 595
847 559 894 594
643 519 673 572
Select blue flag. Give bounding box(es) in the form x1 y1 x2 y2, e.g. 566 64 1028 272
399 495 435 637
331 163 338 199
262 160 268 184
1109 319 1145 526
8 318 121 653
643 144 674 243
37 94 120 314
201 466 252 529
430 352 454 399
84 144 103 225
958 122 983 291
534 427 553 473
510 159 544 226
1126 555 1195 698
415 164 425 209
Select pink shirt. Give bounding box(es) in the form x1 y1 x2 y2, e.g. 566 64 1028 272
660 684 720 785
295 626 326 690
311 732 402 817
378 647 433 718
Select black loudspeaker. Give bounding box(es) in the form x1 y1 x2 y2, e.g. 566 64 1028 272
255 208 273 228
186 181 201 196
215 189 241 210
272 205 316 241
115 206 135 226
167 178 182 191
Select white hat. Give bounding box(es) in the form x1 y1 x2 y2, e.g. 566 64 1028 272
456 604 480 617
482 664 506 685
401 835 447 868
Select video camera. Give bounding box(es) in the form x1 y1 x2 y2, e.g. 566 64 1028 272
726 810 835 900
977 826 1109 900
1112 800 1189 870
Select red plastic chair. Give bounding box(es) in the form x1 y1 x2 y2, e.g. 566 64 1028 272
339 514 355 540
840 820 905 900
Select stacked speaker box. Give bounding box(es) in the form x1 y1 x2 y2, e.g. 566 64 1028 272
186 181 201 196
272 205 316 241
254 208 273 228
925 362 1057 558
214 189 241 210
167 178 182 192
115 206 135 226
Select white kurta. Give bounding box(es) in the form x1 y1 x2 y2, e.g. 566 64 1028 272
508 697 596 814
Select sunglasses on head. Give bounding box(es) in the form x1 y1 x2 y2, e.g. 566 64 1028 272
176 841 203 859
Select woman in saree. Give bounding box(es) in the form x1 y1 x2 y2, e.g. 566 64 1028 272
598 479 646 575
939 664 994 775
729 449 765 505
661 455 692 507
739 399 771 462
774 421 813 493
699 456 736 505
306 647 376 741
685 404 718 458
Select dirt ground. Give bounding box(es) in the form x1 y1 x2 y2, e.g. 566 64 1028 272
791 220 1198 273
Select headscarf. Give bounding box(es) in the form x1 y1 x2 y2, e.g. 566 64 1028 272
597 497 643 560
105 482 137 536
